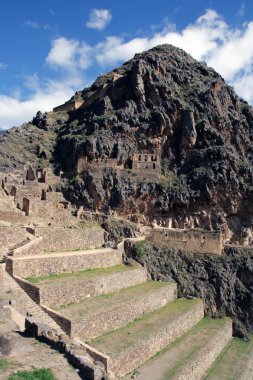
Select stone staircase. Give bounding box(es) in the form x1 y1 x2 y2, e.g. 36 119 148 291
2 268 65 334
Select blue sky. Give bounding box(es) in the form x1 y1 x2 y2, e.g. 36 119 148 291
1 1 253 128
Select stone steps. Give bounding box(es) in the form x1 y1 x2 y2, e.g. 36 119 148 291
3 270 65 334
204 336 253 380
6 247 123 277
125 317 232 380
91 298 204 378
59 280 177 341
35 265 148 308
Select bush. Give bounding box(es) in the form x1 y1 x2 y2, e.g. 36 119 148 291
133 241 149 259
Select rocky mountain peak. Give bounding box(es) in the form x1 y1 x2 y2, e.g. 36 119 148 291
0 44 252 244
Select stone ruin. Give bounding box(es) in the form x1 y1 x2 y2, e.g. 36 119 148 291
1 165 74 225
76 151 161 175
131 153 161 172
53 98 84 113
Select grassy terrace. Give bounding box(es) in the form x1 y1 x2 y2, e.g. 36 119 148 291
91 298 202 356
58 280 174 315
124 317 229 380
161 318 229 380
204 335 253 380
25 265 136 285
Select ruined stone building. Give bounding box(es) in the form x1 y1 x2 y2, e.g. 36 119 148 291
53 99 84 113
76 156 119 174
76 152 161 175
132 153 161 172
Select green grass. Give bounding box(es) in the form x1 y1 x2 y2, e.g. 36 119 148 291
0 357 19 373
205 335 253 379
25 265 135 284
8 368 56 380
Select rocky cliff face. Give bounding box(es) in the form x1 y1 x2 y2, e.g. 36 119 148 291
0 44 252 244
126 241 253 337
54 45 253 245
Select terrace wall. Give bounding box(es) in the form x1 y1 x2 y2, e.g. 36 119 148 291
8 248 122 278
148 228 223 255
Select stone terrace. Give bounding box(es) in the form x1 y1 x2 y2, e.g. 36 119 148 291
4 226 253 379
125 317 232 380
1 166 76 226
7 247 122 278
1 167 252 379
58 281 177 341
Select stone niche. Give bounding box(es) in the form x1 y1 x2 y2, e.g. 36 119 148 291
148 228 223 255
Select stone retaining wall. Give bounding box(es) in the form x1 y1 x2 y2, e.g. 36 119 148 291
14 276 40 303
72 282 177 341
0 210 27 225
148 228 223 255
41 305 72 336
40 267 147 308
111 300 204 377
172 319 232 380
35 227 105 252
0 226 28 260
12 227 105 257
9 249 122 278
12 237 43 256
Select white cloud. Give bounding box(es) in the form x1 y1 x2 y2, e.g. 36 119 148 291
91 9 253 103
0 74 85 129
24 20 39 29
46 37 79 69
86 9 112 30
46 37 93 71
0 63 7 70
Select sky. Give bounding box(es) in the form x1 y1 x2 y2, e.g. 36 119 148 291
1 1 253 129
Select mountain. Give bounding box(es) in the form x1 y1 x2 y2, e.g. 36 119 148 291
0 44 253 245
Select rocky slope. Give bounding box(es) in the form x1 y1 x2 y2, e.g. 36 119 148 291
0 111 68 171
0 44 252 244
126 241 253 337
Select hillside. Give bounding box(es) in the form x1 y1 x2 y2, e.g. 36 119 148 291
0 44 253 245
